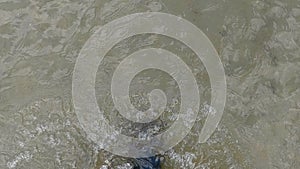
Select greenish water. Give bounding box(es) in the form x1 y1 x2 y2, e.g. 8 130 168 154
0 0 299 168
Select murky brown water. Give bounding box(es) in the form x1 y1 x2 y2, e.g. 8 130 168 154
0 0 299 168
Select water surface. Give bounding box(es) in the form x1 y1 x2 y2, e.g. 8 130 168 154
0 0 299 168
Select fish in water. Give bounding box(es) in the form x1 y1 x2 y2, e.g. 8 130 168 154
132 155 162 169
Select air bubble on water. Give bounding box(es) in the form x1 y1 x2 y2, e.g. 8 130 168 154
167 150 196 168
179 108 195 127
18 141 25 148
202 104 217 117
138 131 151 141
147 2 162 12
7 151 33 169
100 165 109 169
168 113 177 121
117 163 134 169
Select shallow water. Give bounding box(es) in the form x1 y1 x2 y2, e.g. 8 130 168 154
0 0 300 168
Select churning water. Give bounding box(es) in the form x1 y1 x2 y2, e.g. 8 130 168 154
0 0 299 168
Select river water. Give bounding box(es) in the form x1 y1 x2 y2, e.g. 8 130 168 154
0 0 299 168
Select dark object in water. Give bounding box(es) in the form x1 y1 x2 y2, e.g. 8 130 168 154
132 155 162 169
